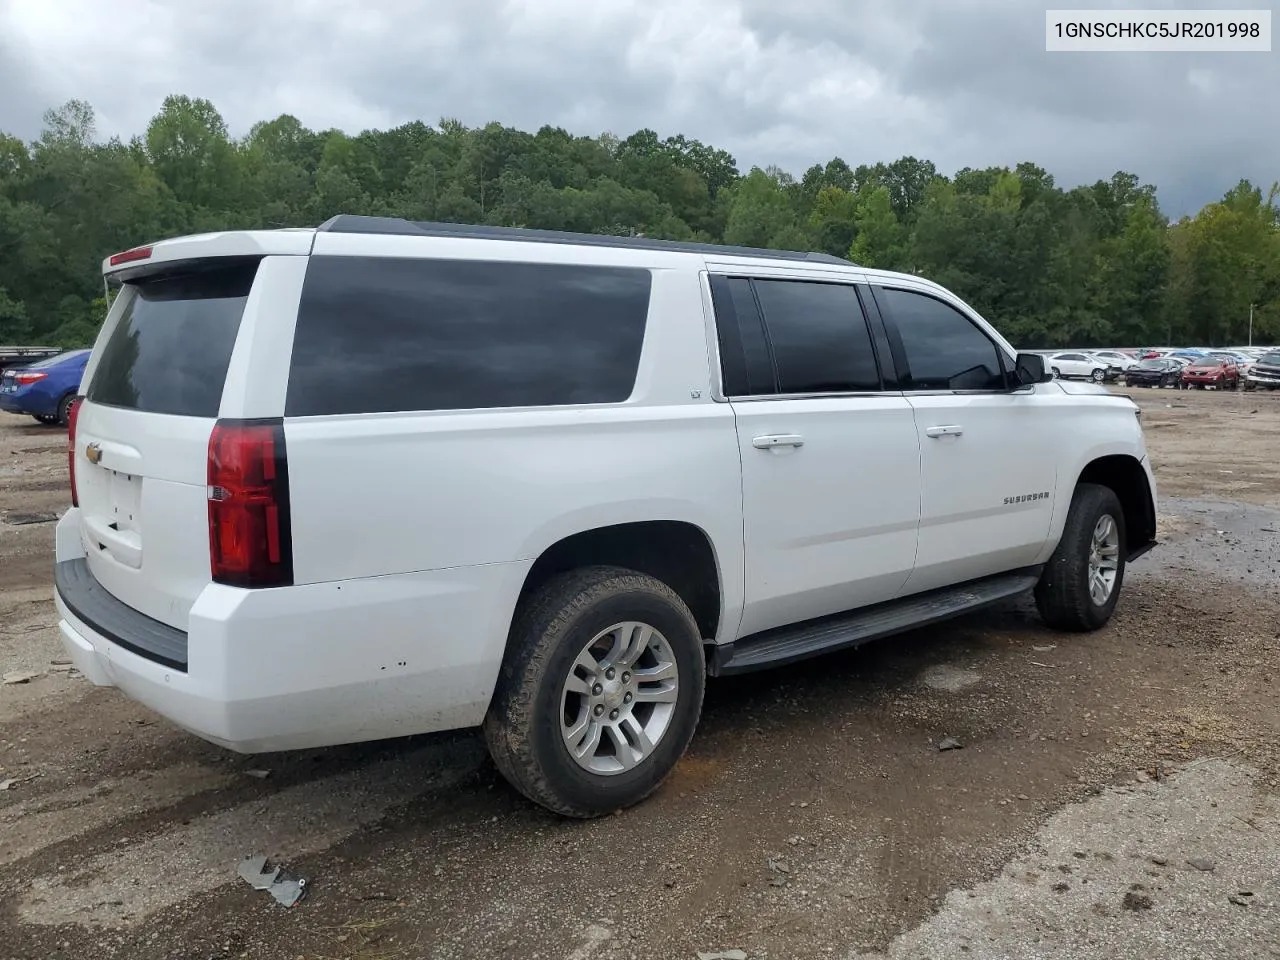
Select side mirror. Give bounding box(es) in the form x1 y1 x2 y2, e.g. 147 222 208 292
1014 352 1052 386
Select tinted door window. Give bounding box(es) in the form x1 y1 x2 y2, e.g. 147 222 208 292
87 262 256 417
751 280 880 393
287 257 652 416
877 287 1006 391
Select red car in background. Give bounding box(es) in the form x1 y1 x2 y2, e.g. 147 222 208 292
1180 356 1240 389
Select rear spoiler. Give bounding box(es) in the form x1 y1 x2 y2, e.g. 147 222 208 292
103 229 317 282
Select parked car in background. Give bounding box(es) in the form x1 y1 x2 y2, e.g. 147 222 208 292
0 346 62 369
1092 350 1140 371
1180 356 1239 390
1244 350 1280 390
1047 352 1115 381
0 349 91 425
1207 351 1254 375
1125 357 1184 388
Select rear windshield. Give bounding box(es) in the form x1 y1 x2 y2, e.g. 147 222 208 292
286 257 652 416
87 262 256 417
1138 359 1167 369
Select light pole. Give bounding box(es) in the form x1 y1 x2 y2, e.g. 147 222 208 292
1249 303 1254 347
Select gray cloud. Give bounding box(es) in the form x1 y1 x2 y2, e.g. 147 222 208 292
0 0 1274 215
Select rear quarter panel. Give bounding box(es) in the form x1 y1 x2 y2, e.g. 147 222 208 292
282 254 746 643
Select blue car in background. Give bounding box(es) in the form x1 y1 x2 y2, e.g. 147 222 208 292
0 349 91 426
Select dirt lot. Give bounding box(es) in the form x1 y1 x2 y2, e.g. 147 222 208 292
2 386 1279 960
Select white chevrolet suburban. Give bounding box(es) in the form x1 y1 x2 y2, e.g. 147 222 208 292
54 216 1158 817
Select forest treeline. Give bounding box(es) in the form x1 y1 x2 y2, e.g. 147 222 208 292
1 96 1277 349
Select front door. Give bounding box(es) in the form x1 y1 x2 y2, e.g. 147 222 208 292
869 284 1057 595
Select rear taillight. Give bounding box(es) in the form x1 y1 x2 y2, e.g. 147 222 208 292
207 419 293 588
15 371 49 385
67 396 82 507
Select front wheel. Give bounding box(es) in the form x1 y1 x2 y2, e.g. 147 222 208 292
1035 483 1126 632
1051 367 1061 379
1091 368 1106 382
484 566 705 817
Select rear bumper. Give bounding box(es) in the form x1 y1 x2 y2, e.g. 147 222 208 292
0 389 55 416
54 510 531 752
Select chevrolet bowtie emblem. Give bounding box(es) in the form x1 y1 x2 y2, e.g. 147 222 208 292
85 442 103 465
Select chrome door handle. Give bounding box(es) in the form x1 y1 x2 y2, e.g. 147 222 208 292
925 425 964 438
752 434 805 449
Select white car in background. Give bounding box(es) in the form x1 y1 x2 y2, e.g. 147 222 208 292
1047 352 1112 382
1091 350 1140 371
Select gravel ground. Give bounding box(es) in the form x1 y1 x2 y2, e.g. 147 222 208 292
2 386 1279 960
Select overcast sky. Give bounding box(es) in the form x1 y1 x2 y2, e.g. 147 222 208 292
0 0 1274 216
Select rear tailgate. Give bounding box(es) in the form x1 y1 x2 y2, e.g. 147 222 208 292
74 261 258 630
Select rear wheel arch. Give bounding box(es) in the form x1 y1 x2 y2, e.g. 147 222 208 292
510 521 723 647
1074 455 1156 556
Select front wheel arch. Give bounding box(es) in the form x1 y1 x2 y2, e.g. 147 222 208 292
1073 455 1156 559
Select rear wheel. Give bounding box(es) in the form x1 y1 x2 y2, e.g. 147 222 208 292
484 566 705 818
1051 367 1061 379
56 393 75 427
1035 484 1126 632
1091 368 1105 382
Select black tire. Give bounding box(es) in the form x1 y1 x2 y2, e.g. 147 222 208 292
1035 483 1127 632
484 565 706 818
56 393 75 427
1051 367 1061 379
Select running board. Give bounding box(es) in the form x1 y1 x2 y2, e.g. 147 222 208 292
709 567 1043 676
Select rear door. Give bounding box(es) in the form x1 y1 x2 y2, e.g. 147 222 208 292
74 261 259 629
711 274 921 637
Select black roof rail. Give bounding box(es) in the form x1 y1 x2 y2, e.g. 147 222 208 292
315 215 855 266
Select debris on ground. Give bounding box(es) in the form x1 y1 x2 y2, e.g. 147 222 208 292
2 511 58 525
766 858 790 887
1228 895 1251 907
2 669 41 684
697 950 748 960
0 772 41 791
1032 644 1058 653
937 737 963 751
244 769 271 779
1186 858 1217 872
236 855 308 907
1122 888 1154 911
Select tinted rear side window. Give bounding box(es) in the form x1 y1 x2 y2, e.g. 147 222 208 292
752 279 881 393
286 257 652 416
87 263 256 416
